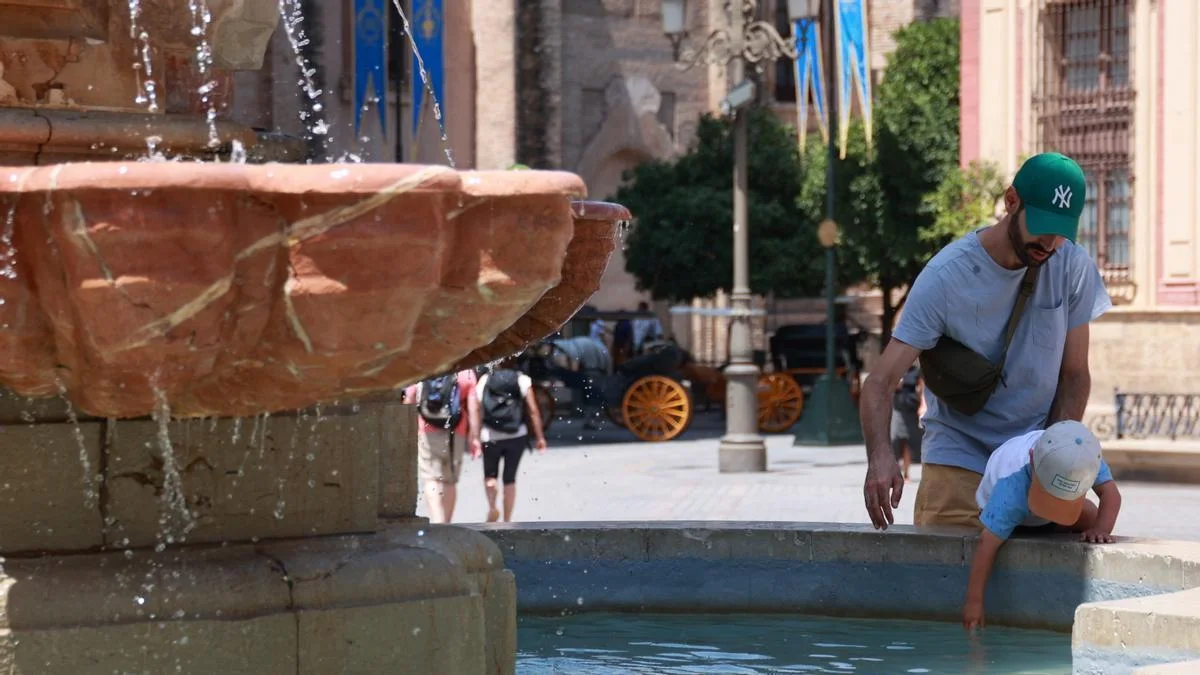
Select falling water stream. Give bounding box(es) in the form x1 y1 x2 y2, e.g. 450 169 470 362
390 0 455 167
151 387 195 544
127 0 160 113
187 0 220 148
53 376 98 509
278 0 330 149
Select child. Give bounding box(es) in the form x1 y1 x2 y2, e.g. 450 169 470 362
963 420 1122 631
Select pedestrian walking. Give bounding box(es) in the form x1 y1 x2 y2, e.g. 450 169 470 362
860 152 1112 530
403 369 478 524
470 362 548 522
890 364 925 481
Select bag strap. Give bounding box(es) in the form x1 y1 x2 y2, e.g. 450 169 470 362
999 264 1040 366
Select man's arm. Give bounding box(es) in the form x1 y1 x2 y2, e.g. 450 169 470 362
1047 323 1092 424
860 340 921 530
963 530 1004 631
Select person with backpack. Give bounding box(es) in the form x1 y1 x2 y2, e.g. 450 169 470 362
403 369 478 523
469 362 548 522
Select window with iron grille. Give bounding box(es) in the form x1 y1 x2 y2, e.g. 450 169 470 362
1033 0 1134 281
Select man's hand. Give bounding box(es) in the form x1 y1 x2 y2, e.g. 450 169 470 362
470 439 482 459
859 339 921 529
864 455 904 530
534 438 547 454
1080 528 1115 544
962 598 985 632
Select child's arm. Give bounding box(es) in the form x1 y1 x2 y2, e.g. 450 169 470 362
963 529 1004 631
1082 481 1121 543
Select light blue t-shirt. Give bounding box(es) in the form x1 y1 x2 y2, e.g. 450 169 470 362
892 231 1111 474
976 429 1114 539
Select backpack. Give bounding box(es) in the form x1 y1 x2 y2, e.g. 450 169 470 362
481 370 525 434
418 375 462 430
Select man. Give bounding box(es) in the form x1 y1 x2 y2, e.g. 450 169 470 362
860 152 1112 530
632 301 664 354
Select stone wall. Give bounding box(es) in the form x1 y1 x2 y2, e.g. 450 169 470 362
1088 311 1200 408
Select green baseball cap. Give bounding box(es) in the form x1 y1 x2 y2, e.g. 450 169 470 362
1011 152 1087 242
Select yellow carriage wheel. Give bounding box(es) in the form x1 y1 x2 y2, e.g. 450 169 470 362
757 372 804 433
621 375 692 442
532 383 556 432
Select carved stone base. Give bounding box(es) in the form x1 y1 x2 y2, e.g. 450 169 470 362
0 523 516 674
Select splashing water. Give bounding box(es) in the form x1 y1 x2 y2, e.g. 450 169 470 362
187 0 220 148
151 386 196 542
277 0 329 152
0 172 22 283
229 139 247 164
127 0 159 112
389 0 455 167
53 376 97 509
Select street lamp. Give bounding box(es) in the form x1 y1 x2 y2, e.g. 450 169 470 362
661 0 811 473
790 0 865 447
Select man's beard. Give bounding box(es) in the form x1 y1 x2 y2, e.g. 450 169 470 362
1008 212 1055 267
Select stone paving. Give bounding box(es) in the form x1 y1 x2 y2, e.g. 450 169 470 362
421 411 1200 542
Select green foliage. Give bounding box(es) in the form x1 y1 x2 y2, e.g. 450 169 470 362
614 108 828 302
613 16 990 332
922 160 1008 246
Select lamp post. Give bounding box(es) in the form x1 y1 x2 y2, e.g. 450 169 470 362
790 0 865 446
662 0 815 473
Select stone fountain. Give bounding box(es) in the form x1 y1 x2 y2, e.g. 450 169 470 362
0 2 627 673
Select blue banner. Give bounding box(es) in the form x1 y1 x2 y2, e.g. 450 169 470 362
354 0 388 138
411 0 445 139
791 18 828 153
835 0 873 158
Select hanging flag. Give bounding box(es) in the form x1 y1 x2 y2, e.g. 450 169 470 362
411 0 445 138
791 17 828 153
835 0 873 159
353 0 388 138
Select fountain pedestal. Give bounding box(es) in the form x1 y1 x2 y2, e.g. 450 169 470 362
0 395 517 674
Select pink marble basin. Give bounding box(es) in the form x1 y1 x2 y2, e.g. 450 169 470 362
0 163 627 418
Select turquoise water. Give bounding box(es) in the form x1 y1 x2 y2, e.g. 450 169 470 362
516 613 1072 674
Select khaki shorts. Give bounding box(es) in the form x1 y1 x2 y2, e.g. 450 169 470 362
914 463 984 529
417 429 466 484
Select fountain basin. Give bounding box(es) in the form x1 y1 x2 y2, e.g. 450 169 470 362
475 522 1200 674
0 163 626 418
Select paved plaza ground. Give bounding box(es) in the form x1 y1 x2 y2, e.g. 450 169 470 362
421 411 1200 542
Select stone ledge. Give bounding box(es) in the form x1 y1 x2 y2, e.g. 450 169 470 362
1074 588 1200 674
1135 661 1200 674
1103 439 1200 484
474 521 1200 674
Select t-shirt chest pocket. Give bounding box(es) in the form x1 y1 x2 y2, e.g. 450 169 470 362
1028 297 1066 350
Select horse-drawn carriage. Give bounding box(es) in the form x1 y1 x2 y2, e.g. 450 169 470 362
754 323 864 432
514 335 694 442
513 307 864 441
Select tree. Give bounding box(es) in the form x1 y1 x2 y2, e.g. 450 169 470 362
922 160 1008 247
613 108 835 302
836 17 966 345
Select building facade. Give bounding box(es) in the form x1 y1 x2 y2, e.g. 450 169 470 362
960 0 1200 408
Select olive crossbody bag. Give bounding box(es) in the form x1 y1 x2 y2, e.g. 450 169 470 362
917 265 1040 416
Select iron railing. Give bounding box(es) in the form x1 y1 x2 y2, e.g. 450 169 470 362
1092 391 1200 441
1033 0 1135 282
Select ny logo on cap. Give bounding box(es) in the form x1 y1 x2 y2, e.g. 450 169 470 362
1052 185 1073 209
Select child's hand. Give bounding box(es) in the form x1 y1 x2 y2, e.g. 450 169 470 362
1080 528 1115 544
962 599 985 632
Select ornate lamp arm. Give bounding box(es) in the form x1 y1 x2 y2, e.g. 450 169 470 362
673 0 799 71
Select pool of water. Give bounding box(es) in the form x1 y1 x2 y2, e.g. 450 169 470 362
516 613 1072 674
